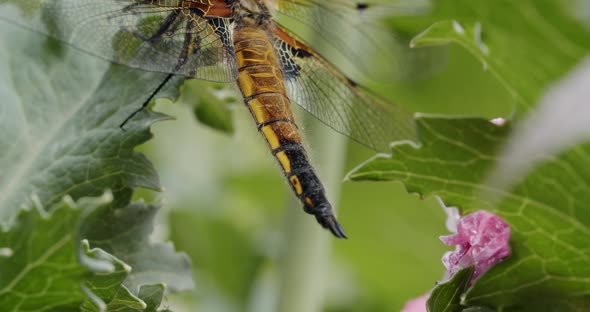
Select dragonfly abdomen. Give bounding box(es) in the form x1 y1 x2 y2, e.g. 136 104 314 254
233 26 346 238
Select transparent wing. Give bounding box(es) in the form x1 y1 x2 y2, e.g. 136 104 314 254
274 0 444 81
272 25 417 151
0 0 237 82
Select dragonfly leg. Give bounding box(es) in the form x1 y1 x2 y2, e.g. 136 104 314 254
174 18 197 71
120 10 182 43
120 73 175 130
121 1 150 12
120 16 195 129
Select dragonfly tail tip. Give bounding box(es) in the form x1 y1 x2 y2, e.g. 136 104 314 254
332 221 348 239
319 215 348 239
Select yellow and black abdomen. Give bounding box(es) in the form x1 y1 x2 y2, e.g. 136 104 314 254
233 26 346 238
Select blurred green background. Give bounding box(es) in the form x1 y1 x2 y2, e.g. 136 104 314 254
134 1 518 311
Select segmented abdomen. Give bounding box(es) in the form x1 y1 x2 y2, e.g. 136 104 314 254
232 26 346 238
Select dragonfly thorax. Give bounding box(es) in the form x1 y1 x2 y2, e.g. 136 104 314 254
234 0 274 27
236 0 277 12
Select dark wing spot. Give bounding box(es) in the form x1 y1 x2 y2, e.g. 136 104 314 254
296 48 312 58
274 39 303 77
210 17 234 53
346 77 358 88
356 3 369 11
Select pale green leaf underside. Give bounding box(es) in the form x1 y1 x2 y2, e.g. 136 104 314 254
349 117 590 311
0 20 172 223
0 11 191 312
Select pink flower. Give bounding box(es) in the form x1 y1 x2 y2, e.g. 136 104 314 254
400 293 428 312
440 210 511 282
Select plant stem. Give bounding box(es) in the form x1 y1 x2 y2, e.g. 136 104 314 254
276 115 348 312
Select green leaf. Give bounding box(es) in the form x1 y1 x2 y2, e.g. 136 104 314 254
0 194 121 311
99 286 148 311
137 284 166 312
93 283 168 312
349 3 590 309
82 189 194 294
0 192 185 312
0 15 190 312
0 21 180 222
348 117 590 310
411 0 590 111
0 197 88 311
80 238 136 312
81 192 189 312
182 79 236 134
427 267 474 312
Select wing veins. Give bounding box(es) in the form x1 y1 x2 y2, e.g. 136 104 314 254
272 24 415 150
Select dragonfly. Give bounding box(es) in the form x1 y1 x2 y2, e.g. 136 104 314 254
0 0 419 238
